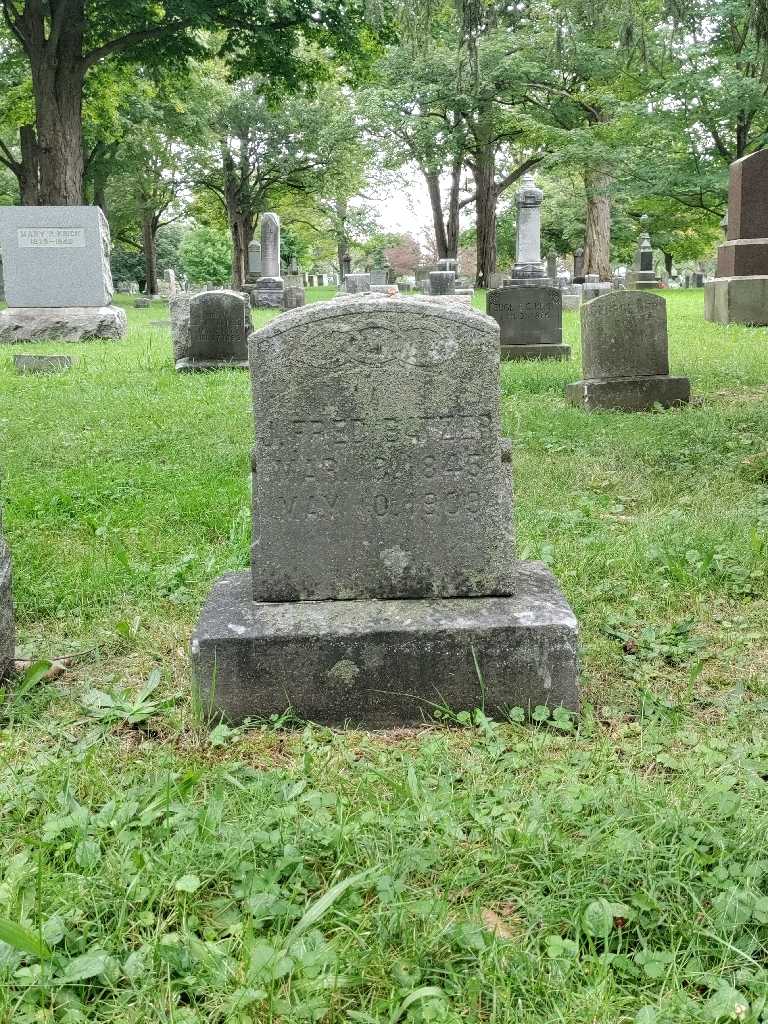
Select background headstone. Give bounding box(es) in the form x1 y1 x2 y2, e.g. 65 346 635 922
178 290 251 370
0 206 113 307
345 273 371 294
486 285 569 360
429 270 456 295
706 150 768 325
566 291 690 410
506 175 547 285
170 292 191 362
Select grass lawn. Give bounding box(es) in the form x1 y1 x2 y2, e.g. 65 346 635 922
1 287 768 1023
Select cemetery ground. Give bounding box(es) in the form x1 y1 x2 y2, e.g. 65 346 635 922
1 289 768 1024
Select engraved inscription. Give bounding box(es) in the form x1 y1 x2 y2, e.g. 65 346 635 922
488 297 558 322
17 227 86 248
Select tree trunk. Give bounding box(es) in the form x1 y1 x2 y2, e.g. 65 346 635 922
663 251 673 275
446 156 462 259
474 148 497 288
583 168 612 280
223 139 253 289
425 170 449 260
19 125 40 205
27 9 87 206
335 197 349 279
142 211 158 295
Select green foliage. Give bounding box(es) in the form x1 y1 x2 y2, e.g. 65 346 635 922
178 226 232 285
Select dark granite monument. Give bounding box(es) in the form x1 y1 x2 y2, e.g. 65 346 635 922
705 150 768 326
566 291 690 411
191 295 579 727
486 285 569 360
176 290 251 372
628 229 661 290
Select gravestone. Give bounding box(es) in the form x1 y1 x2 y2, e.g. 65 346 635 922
134 298 150 309
437 258 457 273
506 174 548 285
191 296 578 725
627 230 661 289
254 213 284 308
176 290 251 371
345 273 370 294
486 285 569 360
705 150 768 325
562 287 581 312
566 292 690 411
573 248 585 282
283 285 305 310
370 269 388 286
546 252 557 282
161 268 177 298
0 509 13 683
429 270 456 295
0 206 126 341
582 274 611 302
170 292 191 363
14 354 72 374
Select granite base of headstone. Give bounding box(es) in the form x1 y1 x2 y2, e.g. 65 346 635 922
0 206 126 342
705 151 768 325
0 512 14 683
566 291 690 412
705 277 768 326
14 354 72 374
191 297 579 727
175 290 251 372
487 285 570 360
0 307 126 342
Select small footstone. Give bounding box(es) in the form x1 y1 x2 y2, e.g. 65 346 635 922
14 354 72 374
191 296 579 726
0 306 127 342
134 298 151 309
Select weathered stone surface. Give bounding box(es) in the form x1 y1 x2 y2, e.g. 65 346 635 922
191 562 579 727
487 285 569 360
0 206 113 307
134 298 150 308
716 239 768 277
180 290 251 370
0 306 126 343
14 354 72 373
581 292 669 379
565 377 691 412
704 276 768 326
562 291 581 311
0 511 13 683
248 296 516 601
170 292 191 361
